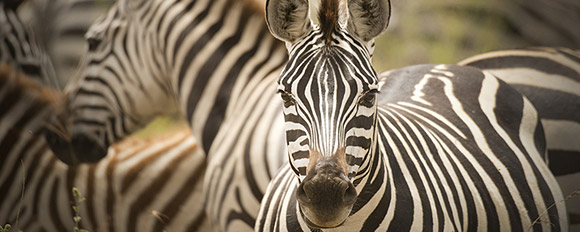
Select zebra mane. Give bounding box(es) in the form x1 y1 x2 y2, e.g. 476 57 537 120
0 63 59 105
318 0 340 44
239 0 266 17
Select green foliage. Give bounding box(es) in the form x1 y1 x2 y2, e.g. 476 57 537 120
72 187 89 232
372 0 530 72
0 224 11 232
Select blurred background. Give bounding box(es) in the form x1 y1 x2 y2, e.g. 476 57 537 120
16 0 580 134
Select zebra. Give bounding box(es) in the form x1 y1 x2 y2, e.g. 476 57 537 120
255 0 566 231
44 0 290 231
0 0 58 88
0 63 212 231
458 47 580 229
43 0 574 230
0 3 211 231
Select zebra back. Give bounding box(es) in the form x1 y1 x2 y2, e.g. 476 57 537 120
459 47 580 229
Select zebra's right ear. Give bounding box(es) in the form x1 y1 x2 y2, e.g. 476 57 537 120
265 0 313 44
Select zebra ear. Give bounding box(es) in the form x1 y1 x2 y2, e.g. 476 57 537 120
265 0 313 43
346 0 391 42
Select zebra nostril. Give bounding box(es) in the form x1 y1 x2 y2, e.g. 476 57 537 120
296 182 312 204
343 182 356 205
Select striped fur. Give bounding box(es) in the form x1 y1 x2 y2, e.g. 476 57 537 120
257 0 565 230
459 47 580 229
0 1 57 88
257 64 567 231
46 0 288 231
0 64 211 231
17 0 115 88
0 3 211 230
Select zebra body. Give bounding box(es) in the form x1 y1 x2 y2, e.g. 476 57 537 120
257 0 566 231
257 64 566 231
458 47 580 228
45 0 288 231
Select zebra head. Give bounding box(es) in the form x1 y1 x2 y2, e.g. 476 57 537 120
45 0 176 165
266 0 390 228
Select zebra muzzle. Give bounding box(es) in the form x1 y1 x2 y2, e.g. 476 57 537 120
296 157 357 228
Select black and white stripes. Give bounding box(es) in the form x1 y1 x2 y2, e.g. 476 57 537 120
459 47 580 230
45 0 289 231
257 64 567 231
0 1 57 88
256 0 566 230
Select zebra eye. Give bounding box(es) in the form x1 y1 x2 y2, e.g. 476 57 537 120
359 90 377 107
279 91 296 107
87 37 102 51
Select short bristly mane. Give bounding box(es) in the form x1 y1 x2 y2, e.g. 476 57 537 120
318 0 340 44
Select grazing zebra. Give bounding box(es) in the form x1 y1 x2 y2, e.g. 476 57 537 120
458 47 580 229
255 0 566 231
0 63 211 231
0 0 57 88
0 3 211 231
44 0 288 231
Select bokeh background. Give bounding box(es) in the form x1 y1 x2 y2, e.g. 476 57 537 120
17 0 580 135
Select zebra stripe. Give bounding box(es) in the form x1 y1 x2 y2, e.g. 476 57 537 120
458 47 580 229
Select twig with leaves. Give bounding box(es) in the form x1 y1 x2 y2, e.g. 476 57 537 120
0 224 11 232
72 187 89 232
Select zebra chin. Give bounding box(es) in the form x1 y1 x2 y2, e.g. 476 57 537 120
296 157 357 229
45 129 108 165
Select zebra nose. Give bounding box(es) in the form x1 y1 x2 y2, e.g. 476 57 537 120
297 169 356 206
45 128 76 165
295 159 357 228
71 133 108 163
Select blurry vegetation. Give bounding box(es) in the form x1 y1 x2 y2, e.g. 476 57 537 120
133 114 189 137
0 224 11 232
377 0 515 71
373 0 580 71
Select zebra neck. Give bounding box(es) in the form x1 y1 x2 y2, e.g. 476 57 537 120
350 142 392 213
165 0 288 152
0 65 58 173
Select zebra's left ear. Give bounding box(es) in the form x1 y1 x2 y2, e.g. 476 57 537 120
265 0 313 44
346 0 391 42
